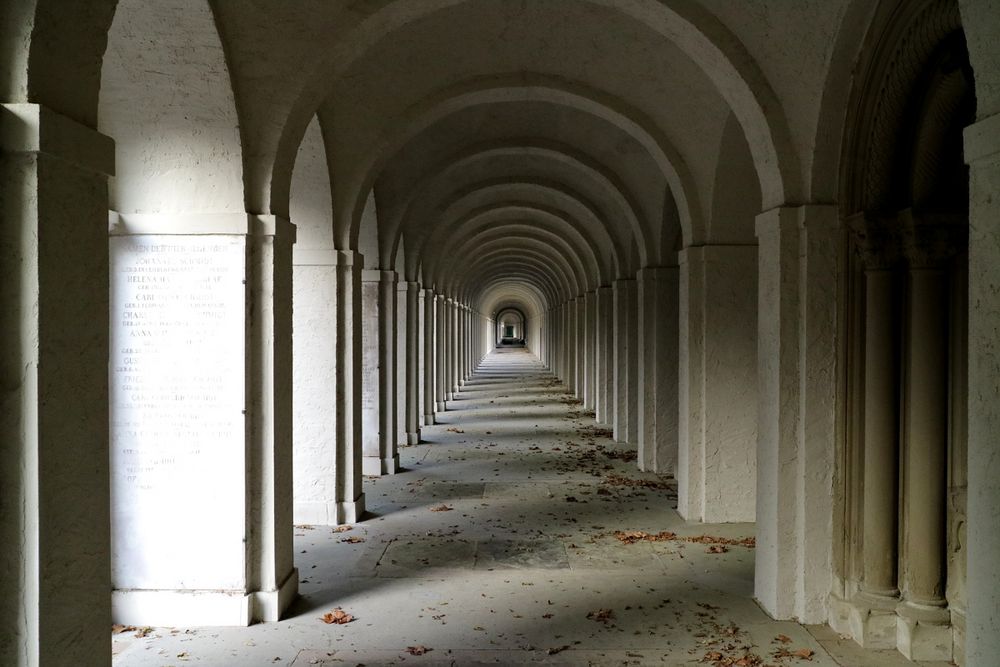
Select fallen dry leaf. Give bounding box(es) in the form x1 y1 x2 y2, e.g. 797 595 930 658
775 634 792 643
341 536 366 543
320 608 354 625
707 544 729 554
404 645 432 655
111 624 136 635
332 525 352 533
429 504 453 512
794 648 814 660
547 645 570 655
586 608 614 624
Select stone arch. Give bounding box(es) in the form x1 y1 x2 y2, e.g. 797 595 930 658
405 180 633 279
268 0 801 230
430 224 595 295
383 139 643 275
339 75 701 261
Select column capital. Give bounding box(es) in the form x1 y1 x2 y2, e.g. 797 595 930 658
900 213 966 269
847 213 902 270
361 268 396 283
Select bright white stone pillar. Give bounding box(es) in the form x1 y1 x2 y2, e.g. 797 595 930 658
107 213 298 626
964 112 1000 667
595 287 614 425
754 205 839 624
677 246 757 523
0 103 114 664
450 300 460 396
334 251 366 524
360 270 399 476
292 251 338 525
613 279 638 444
637 267 679 473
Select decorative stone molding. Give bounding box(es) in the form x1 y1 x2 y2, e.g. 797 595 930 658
847 214 902 270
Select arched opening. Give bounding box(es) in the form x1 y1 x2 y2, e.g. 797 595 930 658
831 1 974 661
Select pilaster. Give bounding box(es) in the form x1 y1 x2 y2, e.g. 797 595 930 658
636 266 679 474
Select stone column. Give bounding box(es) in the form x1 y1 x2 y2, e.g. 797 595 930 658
435 294 447 412
360 270 398 476
637 266 679 473
848 226 900 648
964 111 1000 666
575 297 586 399
423 288 436 424
450 300 460 396
595 286 614 425
246 215 298 623
292 250 338 525
334 251 366 523
565 302 576 390
678 246 757 523
754 205 839 624
106 212 299 626
896 223 956 661
404 282 421 444
1 103 113 664
584 290 598 411
396 280 409 448
613 279 638 445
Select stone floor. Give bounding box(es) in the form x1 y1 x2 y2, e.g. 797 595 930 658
113 349 951 666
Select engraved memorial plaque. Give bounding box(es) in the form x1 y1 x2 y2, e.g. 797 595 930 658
110 235 246 591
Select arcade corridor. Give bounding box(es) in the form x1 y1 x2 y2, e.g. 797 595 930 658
112 350 945 667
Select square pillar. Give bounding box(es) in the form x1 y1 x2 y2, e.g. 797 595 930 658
334 251 366 523
754 205 839 624
399 281 421 445
574 297 586 398
678 246 758 523
106 211 298 626
292 249 339 525
423 288 436 423
595 286 614 425
1 103 114 664
360 269 398 476
584 290 598 411
964 113 1000 666
637 266 679 473
435 294 448 411
613 279 638 444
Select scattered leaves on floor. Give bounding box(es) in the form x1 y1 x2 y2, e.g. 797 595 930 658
332 525 352 533
430 504 453 512
404 645 432 655
341 536 366 543
547 645 571 655
320 608 354 624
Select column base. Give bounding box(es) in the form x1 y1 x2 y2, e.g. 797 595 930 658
293 500 341 526
436 401 447 412
251 567 299 623
407 431 421 445
112 571 300 627
363 454 400 476
113 588 253 627
896 601 952 661
847 591 900 649
424 413 436 425
336 494 366 524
